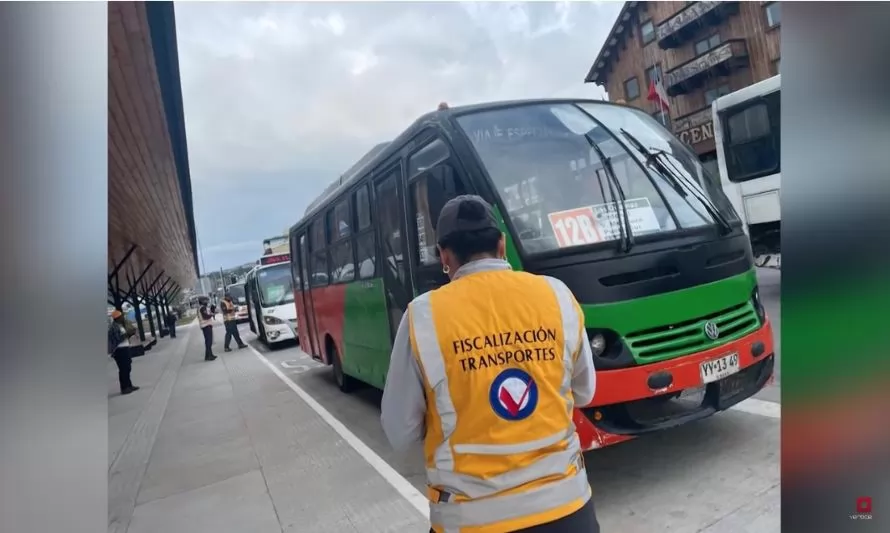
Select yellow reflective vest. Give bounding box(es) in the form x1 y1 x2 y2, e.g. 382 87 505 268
222 300 236 322
198 305 214 329
407 267 591 533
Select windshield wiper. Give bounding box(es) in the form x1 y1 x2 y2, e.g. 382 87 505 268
619 128 732 235
651 146 734 236
584 134 634 252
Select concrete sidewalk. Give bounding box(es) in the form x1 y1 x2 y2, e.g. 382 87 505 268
108 321 427 533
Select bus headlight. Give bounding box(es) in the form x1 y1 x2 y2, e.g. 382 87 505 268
590 333 606 357
264 315 284 326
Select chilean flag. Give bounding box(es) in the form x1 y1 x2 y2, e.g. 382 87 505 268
647 78 671 113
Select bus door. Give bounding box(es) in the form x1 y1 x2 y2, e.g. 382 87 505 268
373 163 414 343
246 275 258 335
405 136 471 294
297 232 323 357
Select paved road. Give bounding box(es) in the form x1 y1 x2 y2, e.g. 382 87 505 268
241 268 781 533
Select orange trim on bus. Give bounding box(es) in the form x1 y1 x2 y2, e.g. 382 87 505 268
573 320 775 451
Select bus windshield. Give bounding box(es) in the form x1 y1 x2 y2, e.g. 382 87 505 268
256 264 294 307
456 102 738 255
227 283 246 305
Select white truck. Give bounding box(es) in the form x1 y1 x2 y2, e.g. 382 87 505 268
712 74 780 268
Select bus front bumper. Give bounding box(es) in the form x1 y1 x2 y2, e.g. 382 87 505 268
574 320 776 451
265 320 297 344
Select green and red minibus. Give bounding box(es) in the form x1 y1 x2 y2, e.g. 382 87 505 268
287 99 775 450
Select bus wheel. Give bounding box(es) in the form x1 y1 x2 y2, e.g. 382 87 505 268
330 342 357 393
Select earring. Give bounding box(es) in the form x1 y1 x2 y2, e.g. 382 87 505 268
442 264 450 275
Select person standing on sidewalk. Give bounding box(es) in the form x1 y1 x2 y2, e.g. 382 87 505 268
108 310 140 395
165 308 178 339
197 296 217 361
221 293 247 352
381 195 599 533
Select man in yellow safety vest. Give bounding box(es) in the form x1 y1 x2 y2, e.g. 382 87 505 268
221 293 247 352
381 195 599 533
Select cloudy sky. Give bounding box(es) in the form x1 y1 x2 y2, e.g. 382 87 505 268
174 1 621 273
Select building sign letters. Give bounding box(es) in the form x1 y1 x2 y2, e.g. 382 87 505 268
678 122 714 145
674 108 715 147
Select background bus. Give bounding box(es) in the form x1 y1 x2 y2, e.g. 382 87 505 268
713 75 781 261
263 235 289 256
245 252 298 346
224 282 249 323
289 99 775 451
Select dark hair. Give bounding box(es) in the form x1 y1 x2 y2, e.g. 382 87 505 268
438 227 502 264
437 201 502 264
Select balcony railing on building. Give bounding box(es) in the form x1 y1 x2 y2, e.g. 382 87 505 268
665 39 749 97
656 1 741 49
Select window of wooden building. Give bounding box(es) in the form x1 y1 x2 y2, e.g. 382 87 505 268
624 77 641 101
705 84 732 105
694 33 722 56
640 19 656 46
645 63 663 88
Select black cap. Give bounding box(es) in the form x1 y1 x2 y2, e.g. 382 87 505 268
436 195 500 244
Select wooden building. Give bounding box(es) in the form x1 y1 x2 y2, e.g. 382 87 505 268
108 2 199 345
584 1 781 175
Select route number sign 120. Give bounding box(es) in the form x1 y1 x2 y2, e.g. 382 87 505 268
547 207 603 248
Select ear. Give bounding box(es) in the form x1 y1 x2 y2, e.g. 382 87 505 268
497 232 507 259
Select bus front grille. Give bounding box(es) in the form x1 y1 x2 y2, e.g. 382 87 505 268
625 301 760 361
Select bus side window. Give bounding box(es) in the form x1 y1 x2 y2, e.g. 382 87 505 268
328 198 355 284
354 183 376 279
724 92 780 182
309 219 328 287
410 164 468 267
407 138 469 275
298 234 310 291
290 231 302 290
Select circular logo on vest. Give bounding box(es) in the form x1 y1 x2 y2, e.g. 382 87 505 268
489 368 538 421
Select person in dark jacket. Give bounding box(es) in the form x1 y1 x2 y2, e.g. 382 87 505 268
109 310 140 395
198 296 217 361
165 308 178 339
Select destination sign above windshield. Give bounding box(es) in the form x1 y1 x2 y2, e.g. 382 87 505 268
260 253 290 266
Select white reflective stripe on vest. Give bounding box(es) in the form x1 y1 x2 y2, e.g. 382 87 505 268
452 427 573 456
428 435 582 500
410 293 457 479
430 465 590 528
543 277 581 416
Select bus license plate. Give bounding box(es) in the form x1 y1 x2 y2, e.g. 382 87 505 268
700 353 740 384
